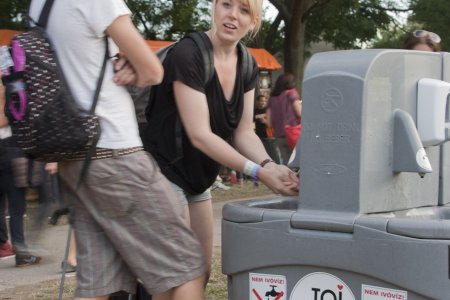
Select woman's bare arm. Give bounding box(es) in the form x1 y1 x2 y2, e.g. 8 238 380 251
174 82 298 195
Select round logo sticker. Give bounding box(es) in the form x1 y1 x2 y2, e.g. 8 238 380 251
290 272 355 300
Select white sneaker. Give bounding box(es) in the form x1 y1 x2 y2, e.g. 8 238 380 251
211 181 230 191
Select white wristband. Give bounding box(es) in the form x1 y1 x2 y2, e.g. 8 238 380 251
243 160 260 180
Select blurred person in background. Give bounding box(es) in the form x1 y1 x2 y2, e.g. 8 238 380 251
0 70 42 266
266 73 302 165
402 29 441 52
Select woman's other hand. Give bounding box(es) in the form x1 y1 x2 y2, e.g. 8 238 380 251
258 162 299 196
113 56 137 86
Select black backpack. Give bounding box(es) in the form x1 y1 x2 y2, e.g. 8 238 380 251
2 0 107 162
134 31 255 159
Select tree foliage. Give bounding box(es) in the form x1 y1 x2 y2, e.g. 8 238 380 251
0 0 28 30
266 0 397 87
3 0 449 87
126 0 210 40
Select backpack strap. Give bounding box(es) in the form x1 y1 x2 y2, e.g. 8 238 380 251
185 32 214 86
37 0 55 29
168 32 215 163
167 32 254 164
89 37 109 115
238 42 254 86
77 36 109 187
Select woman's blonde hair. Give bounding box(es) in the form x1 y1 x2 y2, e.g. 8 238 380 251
211 0 263 39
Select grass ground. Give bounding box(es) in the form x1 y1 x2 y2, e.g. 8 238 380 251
0 180 274 299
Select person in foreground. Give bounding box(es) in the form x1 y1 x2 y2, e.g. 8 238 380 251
402 29 441 52
29 1 206 299
143 0 299 285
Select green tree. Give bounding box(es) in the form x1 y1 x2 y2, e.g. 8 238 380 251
370 22 421 50
0 0 28 30
126 0 210 40
0 0 408 88
266 0 398 87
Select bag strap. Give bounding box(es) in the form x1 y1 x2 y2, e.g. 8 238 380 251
238 42 254 86
186 32 214 86
89 37 109 114
166 32 255 164
37 0 55 29
168 32 215 162
34 0 109 109
77 36 109 187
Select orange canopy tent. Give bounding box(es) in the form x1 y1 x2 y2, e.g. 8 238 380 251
1 29 282 71
0 29 21 46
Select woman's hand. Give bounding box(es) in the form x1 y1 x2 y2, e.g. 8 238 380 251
258 162 299 196
113 56 137 86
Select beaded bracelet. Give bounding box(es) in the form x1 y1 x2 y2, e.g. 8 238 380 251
260 158 275 167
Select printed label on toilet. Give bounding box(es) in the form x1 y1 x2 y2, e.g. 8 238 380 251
361 284 407 300
289 272 355 300
249 273 286 300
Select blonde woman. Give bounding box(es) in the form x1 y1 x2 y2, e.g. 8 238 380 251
143 0 299 285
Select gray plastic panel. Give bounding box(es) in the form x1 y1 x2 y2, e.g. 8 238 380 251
222 197 297 223
440 52 450 205
290 209 356 233
300 50 442 214
387 218 450 239
222 215 450 299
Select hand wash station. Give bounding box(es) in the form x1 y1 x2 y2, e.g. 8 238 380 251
222 50 450 300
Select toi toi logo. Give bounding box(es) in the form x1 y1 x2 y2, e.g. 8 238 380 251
290 272 355 300
311 287 343 300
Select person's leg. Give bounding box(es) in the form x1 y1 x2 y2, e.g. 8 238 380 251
0 192 14 258
6 183 27 250
276 137 292 165
6 186 27 251
3 146 28 251
59 176 135 298
35 171 52 226
5 151 41 266
154 275 205 300
170 184 213 286
59 152 206 298
0 146 14 257
188 199 214 282
0 194 8 245
0 148 8 246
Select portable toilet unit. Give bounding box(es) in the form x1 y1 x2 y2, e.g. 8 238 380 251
222 49 450 300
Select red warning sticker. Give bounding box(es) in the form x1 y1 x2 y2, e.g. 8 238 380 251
250 273 287 300
361 284 407 300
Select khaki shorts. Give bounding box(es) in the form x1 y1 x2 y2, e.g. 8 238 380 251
170 182 211 205
59 151 206 298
